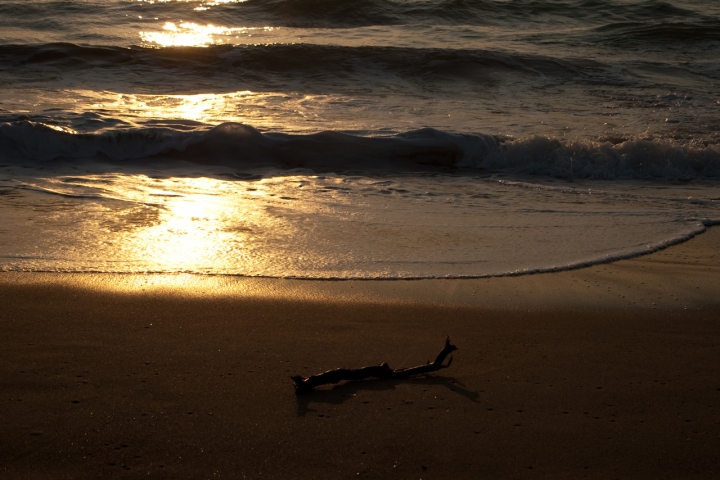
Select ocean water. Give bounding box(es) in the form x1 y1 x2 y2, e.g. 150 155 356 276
0 0 719 278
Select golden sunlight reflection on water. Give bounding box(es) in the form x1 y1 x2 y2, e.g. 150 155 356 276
140 22 274 47
137 0 246 9
110 91 258 124
192 0 248 11
64 89 346 133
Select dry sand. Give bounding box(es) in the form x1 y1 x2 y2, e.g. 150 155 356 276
1 229 719 479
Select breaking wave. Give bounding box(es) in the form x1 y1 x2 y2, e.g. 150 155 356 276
2 121 719 179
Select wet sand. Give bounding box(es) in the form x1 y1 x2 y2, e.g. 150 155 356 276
1 229 719 479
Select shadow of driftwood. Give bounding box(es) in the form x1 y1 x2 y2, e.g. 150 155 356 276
296 375 479 416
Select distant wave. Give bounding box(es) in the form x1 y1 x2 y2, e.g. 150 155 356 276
1 0 705 29
0 42 600 84
0 43 642 93
3 39 717 96
595 20 720 46
189 0 716 30
1 121 719 179
4 40 715 93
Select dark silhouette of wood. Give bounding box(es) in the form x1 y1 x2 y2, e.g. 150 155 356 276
292 337 458 394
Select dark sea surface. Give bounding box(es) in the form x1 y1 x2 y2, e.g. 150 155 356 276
0 0 718 278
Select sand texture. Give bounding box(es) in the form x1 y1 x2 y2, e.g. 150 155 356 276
1 229 720 479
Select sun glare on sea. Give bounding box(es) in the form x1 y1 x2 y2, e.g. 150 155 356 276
192 0 247 11
58 89 305 133
140 21 274 47
136 0 246 11
110 91 257 124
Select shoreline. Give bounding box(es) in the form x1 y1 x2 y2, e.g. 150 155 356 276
2 225 719 311
1 228 719 478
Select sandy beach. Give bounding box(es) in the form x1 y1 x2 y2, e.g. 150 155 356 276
1 229 719 479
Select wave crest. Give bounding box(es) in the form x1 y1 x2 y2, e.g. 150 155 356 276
1 121 719 179
488 136 720 179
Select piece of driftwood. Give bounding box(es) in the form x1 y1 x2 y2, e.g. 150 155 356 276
291 337 458 395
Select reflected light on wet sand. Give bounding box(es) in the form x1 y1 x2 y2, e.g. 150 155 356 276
109 176 274 275
22 174 301 278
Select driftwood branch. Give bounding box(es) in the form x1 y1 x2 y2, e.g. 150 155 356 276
292 337 458 395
